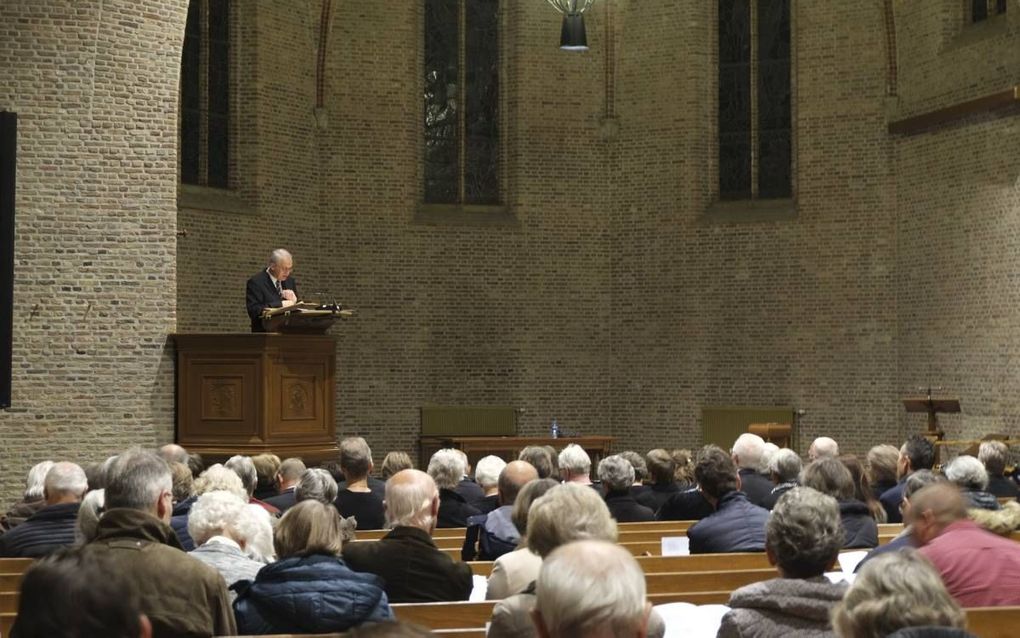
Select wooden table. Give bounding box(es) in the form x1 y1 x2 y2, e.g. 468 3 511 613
419 435 615 467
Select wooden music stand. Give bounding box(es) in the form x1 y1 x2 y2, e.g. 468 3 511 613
903 391 960 463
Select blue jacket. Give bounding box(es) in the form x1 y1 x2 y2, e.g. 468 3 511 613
687 491 768 554
232 554 393 634
880 479 907 524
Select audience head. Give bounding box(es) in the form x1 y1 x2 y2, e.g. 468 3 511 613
759 442 780 474
907 483 968 546
186 453 204 479
380 451 414 480
558 444 592 481
251 453 281 494
295 468 338 505
511 478 559 536
533 540 650 638
74 488 105 544
645 449 676 487
104 448 173 522
385 469 439 532
525 483 618 558
427 448 466 491
671 449 696 486
899 435 936 478
83 462 106 492
186 490 251 547
543 446 560 476
24 460 55 501
831 549 966 638
157 443 188 465
519 446 555 479
168 462 194 504
900 469 945 522
619 451 648 484
767 448 802 484
274 499 345 559
800 457 855 501
944 454 989 491
340 437 374 481
866 444 900 488
731 433 765 470
839 455 875 504
475 455 508 493
767 487 843 578
276 457 307 490
43 462 88 505
320 459 345 483
978 440 1010 477
453 449 471 477
193 463 248 501
597 455 635 493
498 460 538 506
694 445 739 501
242 504 277 563
224 455 257 497
267 248 294 279
809 436 839 461
11 547 151 638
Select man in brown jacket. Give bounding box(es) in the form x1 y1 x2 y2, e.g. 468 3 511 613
86 448 236 637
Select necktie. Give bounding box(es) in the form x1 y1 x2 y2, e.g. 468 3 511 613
275 280 282 296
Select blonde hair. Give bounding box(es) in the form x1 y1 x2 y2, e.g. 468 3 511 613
380 451 414 480
831 550 966 638
274 500 344 559
525 483 618 558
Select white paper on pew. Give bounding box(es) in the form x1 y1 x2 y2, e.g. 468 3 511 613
837 550 868 575
824 571 856 585
655 602 730 638
469 574 488 601
661 536 690 556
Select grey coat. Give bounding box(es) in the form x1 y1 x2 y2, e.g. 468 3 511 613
190 538 265 602
717 576 848 638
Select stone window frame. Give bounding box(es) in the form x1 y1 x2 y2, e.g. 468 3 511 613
705 0 798 225
415 0 515 227
177 0 250 215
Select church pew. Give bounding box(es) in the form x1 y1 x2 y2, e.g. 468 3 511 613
965 606 1020 638
391 600 496 630
0 573 23 592
467 551 774 577
644 568 777 594
356 519 700 542
0 591 17 613
647 590 733 605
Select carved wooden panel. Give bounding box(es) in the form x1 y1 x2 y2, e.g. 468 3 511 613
281 375 317 421
180 359 259 441
201 376 244 420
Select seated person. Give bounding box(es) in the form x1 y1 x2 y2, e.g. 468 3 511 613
619 450 651 499
635 449 679 513
462 460 537 561
800 458 878 548
186 490 265 602
686 445 769 554
233 500 392 633
0 462 87 558
945 454 1000 510
879 435 935 524
295 468 338 505
760 448 801 510
855 469 943 572
486 478 559 600
718 487 848 637
598 455 654 522
730 434 774 507
428 449 481 528
335 437 386 530
866 444 901 501
979 440 1019 499
264 457 306 512
342 469 473 603
471 455 506 514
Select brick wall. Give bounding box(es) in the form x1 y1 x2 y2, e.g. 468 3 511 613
0 0 186 500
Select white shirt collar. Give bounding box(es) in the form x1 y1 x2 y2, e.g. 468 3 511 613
206 535 242 551
266 268 279 287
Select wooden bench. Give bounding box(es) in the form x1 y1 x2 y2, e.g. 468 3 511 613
645 568 776 594
391 600 496 630
965 606 1020 638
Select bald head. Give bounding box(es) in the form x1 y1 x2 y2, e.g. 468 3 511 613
158 444 189 465
385 469 439 532
498 460 539 506
908 483 968 546
809 437 839 461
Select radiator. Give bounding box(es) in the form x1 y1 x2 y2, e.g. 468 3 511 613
420 405 518 437
701 406 795 450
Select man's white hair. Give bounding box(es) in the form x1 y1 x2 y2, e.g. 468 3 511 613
767 448 803 482
978 440 1010 476
225 455 257 496
758 442 780 473
187 490 249 547
525 483 618 558
810 437 840 460
558 444 591 476
597 455 634 492
268 248 292 265
44 462 88 499
24 461 55 500
732 433 765 469
535 540 647 638
474 455 506 490
945 454 989 491
427 448 466 490
385 470 438 530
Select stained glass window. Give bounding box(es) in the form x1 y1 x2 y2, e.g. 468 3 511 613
179 0 231 188
424 0 500 205
718 0 792 201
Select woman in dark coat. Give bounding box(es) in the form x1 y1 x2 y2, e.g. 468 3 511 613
233 500 393 634
801 458 878 549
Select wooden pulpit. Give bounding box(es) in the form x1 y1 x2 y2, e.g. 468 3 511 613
172 333 339 463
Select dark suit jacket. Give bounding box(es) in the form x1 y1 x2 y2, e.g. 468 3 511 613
437 489 481 528
341 526 473 603
738 468 774 508
604 491 655 523
687 491 768 554
246 270 298 332
263 487 297 513
656 487 714 521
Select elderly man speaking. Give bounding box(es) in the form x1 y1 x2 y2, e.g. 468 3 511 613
246 248 298 332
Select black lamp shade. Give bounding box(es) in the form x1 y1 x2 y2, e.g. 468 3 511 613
560 14 588 51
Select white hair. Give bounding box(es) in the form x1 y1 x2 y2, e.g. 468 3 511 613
767 448 803 482
810 437 840 460
474 455 506 490
945 455 989 491
225 455 257 496
732 433 765 469
268 248 292 265
385 470 438 530
525 483 618 558
978 440 1010 476
597 455 635 492
535 540 647 638
25 461 55 500
187 490 249 547
558 444 592 476
427 449 466 490
759 442 780 474
296 468 338 505
241 503 276 562
75 488 105 544
44 462 88 500
105 449 172 511
194 463 248 501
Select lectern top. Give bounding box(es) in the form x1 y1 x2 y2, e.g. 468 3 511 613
902 398 961 414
